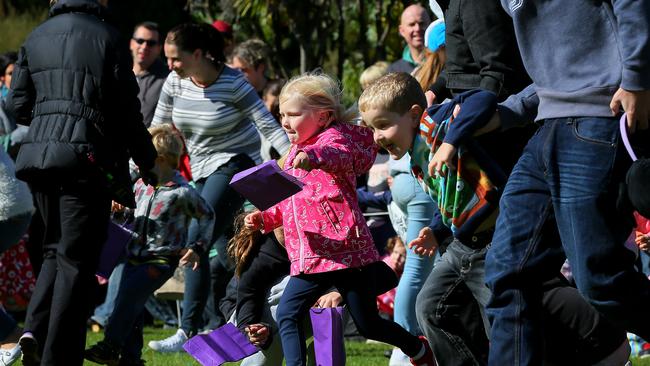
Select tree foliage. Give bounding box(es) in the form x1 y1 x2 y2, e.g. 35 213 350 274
1 0 430 106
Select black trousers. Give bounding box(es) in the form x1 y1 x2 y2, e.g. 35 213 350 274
26 182 110 366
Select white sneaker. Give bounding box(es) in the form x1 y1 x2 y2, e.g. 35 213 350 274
0 344 21 366
388 347 412 366
147 329 188 353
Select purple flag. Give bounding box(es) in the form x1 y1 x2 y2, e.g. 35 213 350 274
229 160 304 211
183 323 259 366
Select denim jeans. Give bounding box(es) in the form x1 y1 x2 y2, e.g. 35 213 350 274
104 261 175 360
391 172 436 334
91 260 126 326
485 117 650 365
416 239 491 366
181 154 253 335
277 267 423 366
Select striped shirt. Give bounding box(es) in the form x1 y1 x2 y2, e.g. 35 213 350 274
152 67 290 180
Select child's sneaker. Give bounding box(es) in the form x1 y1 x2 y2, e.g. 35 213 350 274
409 336 436 366
147 329 187 353
84 340 120 365
18 333 40 366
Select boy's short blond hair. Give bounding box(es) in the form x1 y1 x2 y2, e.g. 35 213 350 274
148 124 184 168
358 72 427 115
359 61 390 90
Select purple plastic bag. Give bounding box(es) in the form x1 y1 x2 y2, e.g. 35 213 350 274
183 322 259 366
96 221 133 278
229 160 304 211
310 306 346 366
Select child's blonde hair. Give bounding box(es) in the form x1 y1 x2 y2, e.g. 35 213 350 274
358 72 427 115
385 236 405 255
359 61 390 90
148 124 184 168
279 72 356 125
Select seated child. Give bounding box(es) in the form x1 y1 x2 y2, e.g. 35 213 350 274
84 124 215 366
377 236 406 318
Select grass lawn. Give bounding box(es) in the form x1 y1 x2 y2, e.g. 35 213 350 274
83 327 650 365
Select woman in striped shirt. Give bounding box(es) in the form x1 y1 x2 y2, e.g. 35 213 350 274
149 23 290 348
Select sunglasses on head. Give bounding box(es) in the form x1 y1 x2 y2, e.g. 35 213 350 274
132 38 159 47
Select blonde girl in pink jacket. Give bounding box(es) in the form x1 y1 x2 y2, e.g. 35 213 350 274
245 73 435 366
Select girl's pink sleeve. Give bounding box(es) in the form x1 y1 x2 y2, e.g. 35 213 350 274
261 205 283 233
300 133 353 174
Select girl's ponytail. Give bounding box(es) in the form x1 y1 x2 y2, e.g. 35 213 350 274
227 212 262 277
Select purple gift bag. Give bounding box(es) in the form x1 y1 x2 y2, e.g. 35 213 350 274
310 306 346 366
183 322 259 366
229 160 304 211
96 221 134 279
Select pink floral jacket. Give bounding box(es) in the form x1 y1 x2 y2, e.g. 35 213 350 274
262 122 380 275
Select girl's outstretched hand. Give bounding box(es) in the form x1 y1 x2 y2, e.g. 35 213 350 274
409 227 438 257
292 151 312 171
244 211 263 230
245 324 269 347
180 248 200 270
428 142 457 178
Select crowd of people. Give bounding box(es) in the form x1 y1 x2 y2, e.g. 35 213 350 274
0 0 649 365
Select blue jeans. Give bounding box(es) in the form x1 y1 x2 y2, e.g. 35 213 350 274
391 172 435 334
92 259 177 327
277 267 423 366
181 154 253 335
485 117 650 365
104 261 175 360
91 260 125 327
416 240 491 366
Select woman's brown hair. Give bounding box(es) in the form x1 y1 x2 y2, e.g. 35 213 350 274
413 47 446 92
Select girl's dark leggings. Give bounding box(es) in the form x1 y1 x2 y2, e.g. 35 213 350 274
276 266 423 366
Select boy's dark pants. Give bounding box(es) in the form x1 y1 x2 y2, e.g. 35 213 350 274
26 182 110 366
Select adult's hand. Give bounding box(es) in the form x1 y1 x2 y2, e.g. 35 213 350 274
610 88 650 133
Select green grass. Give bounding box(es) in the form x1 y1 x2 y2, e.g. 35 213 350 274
83 327 650 365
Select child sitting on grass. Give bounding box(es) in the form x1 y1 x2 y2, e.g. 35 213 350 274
84 124 215 366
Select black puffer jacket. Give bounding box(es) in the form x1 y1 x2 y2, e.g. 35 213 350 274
7 0 156 207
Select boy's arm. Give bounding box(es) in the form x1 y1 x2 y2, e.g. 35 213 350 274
442 90 498 147
496 84 539 131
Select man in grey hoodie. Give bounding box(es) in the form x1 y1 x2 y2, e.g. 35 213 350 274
485 1 650 365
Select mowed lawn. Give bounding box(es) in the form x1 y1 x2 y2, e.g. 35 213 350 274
83 327 650 365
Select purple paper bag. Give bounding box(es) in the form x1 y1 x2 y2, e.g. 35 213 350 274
310 306 346 366
96 221 133 278
229 160 304 211
183 322 259 366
